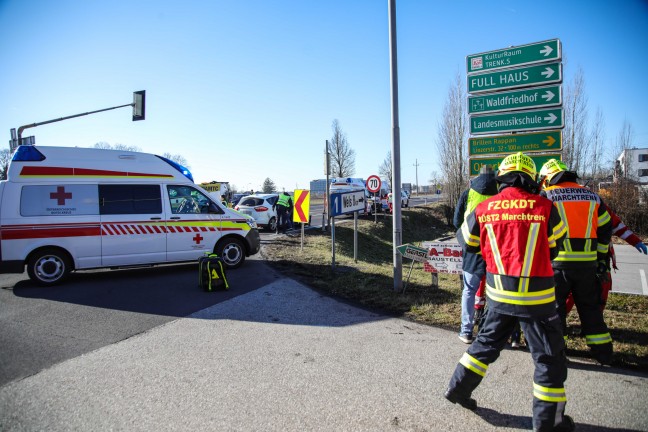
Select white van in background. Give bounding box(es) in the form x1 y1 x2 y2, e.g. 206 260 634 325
0 145 260 286
329 177 372 216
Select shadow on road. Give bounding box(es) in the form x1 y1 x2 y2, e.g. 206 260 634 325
10 259 278 319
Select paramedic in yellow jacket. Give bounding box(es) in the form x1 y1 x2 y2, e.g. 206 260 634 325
539 159 614 366
445 152 572 432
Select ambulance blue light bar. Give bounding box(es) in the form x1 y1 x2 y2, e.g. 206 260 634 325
157 156 194 182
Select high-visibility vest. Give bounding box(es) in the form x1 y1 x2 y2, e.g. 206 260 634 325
464 189 492 221
459 186 567 317
543 182 611 264
277 194 291 207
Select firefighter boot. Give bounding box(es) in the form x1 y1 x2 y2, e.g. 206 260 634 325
535 415 575 432
443 388 477 410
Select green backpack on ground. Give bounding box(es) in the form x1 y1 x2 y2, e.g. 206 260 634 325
198 253 229 291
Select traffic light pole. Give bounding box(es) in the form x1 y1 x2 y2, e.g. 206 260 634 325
12 90 145 151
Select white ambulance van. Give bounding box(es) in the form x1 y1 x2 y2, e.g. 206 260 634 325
0 145 260 286
329 177 372 216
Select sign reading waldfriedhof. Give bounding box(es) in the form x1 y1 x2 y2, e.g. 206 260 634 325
468 85 561 115
469 130 562 156
469 153 562 176
468 62 562 94
470 107 563 135
467 39 561 74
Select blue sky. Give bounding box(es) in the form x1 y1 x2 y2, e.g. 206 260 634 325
1 1 647 192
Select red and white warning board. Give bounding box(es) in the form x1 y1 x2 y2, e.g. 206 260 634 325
293 189 310 223
422 241 463 274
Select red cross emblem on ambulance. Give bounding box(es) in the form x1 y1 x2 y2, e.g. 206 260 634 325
193 233 204 244
50 186 72 205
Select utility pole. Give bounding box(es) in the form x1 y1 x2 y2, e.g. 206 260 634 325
413 158 420 195
388 0 402 292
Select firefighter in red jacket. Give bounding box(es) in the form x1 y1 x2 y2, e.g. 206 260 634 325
539 159 613 365
566 208 647 313
445 153 572 432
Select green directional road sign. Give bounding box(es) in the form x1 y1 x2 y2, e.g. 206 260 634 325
468 62 561 94
467 39 561 74
469 153 562 176
468 85 562 115
470 107 563 135
469 130 562 156
396 244 430 263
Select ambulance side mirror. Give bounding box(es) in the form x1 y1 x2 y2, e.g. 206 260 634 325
132 90 146 121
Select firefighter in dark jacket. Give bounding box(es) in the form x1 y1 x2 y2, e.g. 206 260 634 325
453 165 498 343
539 159 614 365
445 152 573 432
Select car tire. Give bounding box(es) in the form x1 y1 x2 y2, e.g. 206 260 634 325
267 217 277 232
27 248 72 286
216 237 245 269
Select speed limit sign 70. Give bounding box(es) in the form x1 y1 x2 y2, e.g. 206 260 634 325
366 174 382 193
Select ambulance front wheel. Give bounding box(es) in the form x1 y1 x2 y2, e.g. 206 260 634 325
216 238 245 269
27 248 72 286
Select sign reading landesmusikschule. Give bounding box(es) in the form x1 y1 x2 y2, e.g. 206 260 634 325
470 107 563 135
466 39 561 74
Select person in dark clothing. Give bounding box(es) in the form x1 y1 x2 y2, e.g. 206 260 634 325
273 192 293 234
453 165 498 343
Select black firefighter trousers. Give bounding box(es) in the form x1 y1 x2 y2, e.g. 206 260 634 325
554 268 613 362
447 309 568 432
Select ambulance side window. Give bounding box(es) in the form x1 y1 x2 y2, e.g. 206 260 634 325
99 185 162 215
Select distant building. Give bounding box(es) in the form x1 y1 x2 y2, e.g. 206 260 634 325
616 148 648 184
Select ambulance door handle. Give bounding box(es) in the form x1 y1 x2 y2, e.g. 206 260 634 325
150 217 162 220
170 217 181 220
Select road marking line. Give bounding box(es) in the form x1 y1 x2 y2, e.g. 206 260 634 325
641 269 648 296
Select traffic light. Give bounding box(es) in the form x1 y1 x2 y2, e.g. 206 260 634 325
132 90 146 121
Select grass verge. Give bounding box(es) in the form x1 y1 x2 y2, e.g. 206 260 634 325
261 204 648 372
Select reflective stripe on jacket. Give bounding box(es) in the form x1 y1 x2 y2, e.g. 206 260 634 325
542 181 612 267
457 186 567 317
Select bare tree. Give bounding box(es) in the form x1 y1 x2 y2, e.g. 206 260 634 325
428 170 441 192
614 120 635 180
587 107 607 179
378 151 392 188
93 142 142 152
0 148 11 180
436 72 468 217
328 119 355 178
163 152 190 169
563 67 590 173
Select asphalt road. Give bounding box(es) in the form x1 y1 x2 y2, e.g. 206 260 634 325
610 243 648 296
0 255 278 387
1 274 647 431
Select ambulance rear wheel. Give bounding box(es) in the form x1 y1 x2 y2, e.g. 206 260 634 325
216 238 245 269
27 248 72 286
